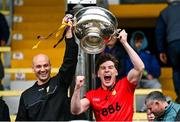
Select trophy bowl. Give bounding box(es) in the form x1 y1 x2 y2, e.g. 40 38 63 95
74 6 118 54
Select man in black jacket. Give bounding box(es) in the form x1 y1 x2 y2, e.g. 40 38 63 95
16 15 79 120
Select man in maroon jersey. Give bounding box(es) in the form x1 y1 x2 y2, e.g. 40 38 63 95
71 30 145 121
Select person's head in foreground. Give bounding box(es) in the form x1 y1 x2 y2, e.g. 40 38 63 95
96 54 119 90
32 54 51 85
145 91 168 119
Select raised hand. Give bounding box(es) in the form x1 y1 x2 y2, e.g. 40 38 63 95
117 29 128 44
75 76 85 90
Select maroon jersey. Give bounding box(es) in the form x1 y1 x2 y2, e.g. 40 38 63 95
86 77 136 121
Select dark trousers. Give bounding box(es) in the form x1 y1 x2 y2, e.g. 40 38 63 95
168 40 180 97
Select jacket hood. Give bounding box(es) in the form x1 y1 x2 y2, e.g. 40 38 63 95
130 31 148 52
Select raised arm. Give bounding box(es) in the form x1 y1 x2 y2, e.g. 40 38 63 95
57 16 78 86
117 30 144 85
71 76 90 115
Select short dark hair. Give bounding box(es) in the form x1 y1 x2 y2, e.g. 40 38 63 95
96 54 118 73
145 91 166 104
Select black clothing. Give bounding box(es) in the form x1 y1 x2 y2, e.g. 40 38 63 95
0 13 9 44
16 37 78 121
0 99 10 121
0 12 10 90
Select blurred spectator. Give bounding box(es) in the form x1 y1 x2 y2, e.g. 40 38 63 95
146 96 173 121
0 99 10 121
0 12 10 90
145 91 180 121
155 0 180 103
126 31 161 89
